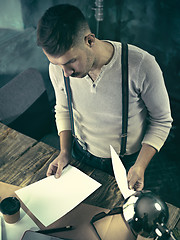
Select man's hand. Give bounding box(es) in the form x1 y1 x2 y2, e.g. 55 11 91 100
127 143 156 191
127 165 144 191
47 130 73 178
46 151 72 178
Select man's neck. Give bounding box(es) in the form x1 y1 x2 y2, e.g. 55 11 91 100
88 39 114 81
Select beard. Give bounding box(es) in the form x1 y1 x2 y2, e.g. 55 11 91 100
71 72 88 78
71 56 94 78
70 47 95 78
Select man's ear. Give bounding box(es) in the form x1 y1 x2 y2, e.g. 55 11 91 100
84 33 95 47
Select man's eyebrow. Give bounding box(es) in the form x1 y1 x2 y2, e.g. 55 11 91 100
49 58 76 66
62 58 76 65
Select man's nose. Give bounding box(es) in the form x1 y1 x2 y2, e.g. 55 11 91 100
62 66 74 77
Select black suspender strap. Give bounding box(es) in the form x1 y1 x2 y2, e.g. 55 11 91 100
63 74 75 137
63 42 129 156
63 73 87 150
120 43 129 157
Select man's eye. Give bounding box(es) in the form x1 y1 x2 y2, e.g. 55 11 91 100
70 59 76 64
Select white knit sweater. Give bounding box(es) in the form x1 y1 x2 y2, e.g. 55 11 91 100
49 41 173 158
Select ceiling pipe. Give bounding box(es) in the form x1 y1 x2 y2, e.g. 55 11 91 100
92 0 104 37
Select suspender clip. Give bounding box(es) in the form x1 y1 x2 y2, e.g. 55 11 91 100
121 133 128 138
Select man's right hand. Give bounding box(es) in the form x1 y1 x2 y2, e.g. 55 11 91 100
46 151 72 178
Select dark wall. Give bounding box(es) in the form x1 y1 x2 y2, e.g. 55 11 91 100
20 0 95 29
0 0 95 106
117 0 180 148
0 0 180 135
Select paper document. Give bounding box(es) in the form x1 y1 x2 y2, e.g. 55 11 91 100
16 165 101 227
110 145 135 199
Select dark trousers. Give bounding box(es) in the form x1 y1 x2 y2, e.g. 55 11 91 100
72 139 180 207
72 139 139 176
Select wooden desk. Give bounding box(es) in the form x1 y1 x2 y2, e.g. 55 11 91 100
0 122 179 239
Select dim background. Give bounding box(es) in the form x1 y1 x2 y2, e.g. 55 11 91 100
0 0 180 209
0 0 179 161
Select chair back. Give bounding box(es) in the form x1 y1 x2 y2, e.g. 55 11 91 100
0 68 53 139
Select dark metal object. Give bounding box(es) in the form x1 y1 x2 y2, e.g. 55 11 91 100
122 190 177 239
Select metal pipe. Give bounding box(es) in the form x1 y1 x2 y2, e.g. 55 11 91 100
93 0 104 37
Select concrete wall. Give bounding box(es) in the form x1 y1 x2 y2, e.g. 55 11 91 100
0 0 24 30
0 0 179 129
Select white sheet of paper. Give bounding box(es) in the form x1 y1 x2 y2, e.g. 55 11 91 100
0 209 39 240
15 165 101 227
110 145 135 199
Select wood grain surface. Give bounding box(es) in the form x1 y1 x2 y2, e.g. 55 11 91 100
0 122 179 239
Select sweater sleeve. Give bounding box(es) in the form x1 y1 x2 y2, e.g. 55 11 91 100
138 53 173 151
49 63 71 135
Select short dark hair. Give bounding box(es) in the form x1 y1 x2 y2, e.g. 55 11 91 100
37 4 90 56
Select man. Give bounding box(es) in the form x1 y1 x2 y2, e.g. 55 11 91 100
37 4 172 191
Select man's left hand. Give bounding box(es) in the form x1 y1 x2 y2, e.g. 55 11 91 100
127 165 144 191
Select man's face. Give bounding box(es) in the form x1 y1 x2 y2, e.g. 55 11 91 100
43 44 95 78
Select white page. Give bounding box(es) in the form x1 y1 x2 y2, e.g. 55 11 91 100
0 209 39 240
110 145 135 199
16 165 101 227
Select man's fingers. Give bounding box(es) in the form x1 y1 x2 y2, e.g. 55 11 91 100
127 166 144 191
46 153 70 178
55 165 63 178
46 164 53 177
46 160 59 176
46 165 62 178
133 180 143 191
55 161 68 178
128 176 144 191
128 174 137 190
135 184 143 191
